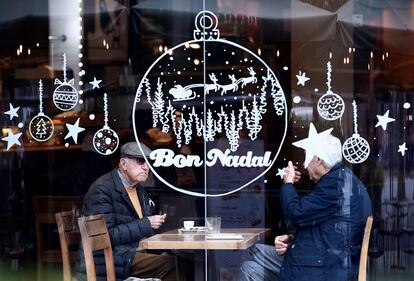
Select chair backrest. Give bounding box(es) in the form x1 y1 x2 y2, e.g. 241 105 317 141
55 210 80 281
358 216 373 281
33 196 82 281
78 214 115 281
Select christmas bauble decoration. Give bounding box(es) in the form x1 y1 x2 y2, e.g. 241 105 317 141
342 134 370 164
133 10 287 197
53 84 78 111
30 80 55 142
93 93 119 155
342 100 370 164
93 126 119 155
29 113 54 142
317 92 345 121
317 61 345 121
53 53 78 111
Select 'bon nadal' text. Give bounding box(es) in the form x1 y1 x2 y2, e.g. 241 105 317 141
150 148 272 168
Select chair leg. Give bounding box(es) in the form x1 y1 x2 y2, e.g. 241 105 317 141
174 254 180 281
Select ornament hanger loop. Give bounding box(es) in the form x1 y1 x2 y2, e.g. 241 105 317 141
193 10 220 40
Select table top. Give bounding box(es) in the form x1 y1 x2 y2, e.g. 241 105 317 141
139 228 270 250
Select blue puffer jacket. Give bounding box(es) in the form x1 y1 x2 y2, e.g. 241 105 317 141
76 169 155 281
279 163 372 281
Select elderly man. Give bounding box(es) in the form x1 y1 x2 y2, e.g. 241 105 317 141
77 142 183 281
241 127 372 281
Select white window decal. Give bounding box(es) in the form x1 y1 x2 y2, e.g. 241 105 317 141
93 93 119 155
317 61 345 121
342 100 370 164
29 80 54 142
132 11 287 197
53 53 79 111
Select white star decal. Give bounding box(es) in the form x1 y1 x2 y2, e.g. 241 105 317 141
2 130 22 150
89 77 102 89
398 142 408 156
292 122 334 168
64 118 85 144
4 103 20 120
276 168 287 179
375 110 395 131
296 72 310 86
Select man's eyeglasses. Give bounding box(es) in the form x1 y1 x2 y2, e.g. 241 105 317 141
129 157 147 165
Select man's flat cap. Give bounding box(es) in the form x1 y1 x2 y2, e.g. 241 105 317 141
120 142 152 158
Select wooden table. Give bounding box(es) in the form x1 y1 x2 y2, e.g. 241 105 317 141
139 228 270 250
139 228 270 280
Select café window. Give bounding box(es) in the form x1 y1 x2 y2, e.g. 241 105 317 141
1 0 413 280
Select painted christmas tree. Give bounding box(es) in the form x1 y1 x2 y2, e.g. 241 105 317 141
171 110 183 148
259 76 269 114
184 113 193 144
226 111 240 152
248 95 262 140
35 118 47 137
205 109 215 141
152 78 165 127
266 70 285 116
215 106 227 134
237 100 249 132
162 101 174 133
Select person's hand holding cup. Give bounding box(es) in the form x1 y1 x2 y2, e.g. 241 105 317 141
148 214 167 230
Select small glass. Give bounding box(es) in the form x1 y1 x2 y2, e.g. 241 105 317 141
206 217 221 233
159 204 169 216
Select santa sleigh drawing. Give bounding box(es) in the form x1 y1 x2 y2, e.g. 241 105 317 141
168 70 257 101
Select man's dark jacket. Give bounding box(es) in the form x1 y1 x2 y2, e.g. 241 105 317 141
279 163 372 281
76 169 155 281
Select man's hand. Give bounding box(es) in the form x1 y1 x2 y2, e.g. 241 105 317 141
283 161 301 184
148 214 167 229
274 234 293 256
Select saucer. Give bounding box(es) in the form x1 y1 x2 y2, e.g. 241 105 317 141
178 227 199 233
178 226 205 233
206 233 243 240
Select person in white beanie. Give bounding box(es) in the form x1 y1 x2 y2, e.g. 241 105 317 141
240 124 372 281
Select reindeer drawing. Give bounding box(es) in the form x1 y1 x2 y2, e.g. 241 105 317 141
240 67 257 88
220 74 238 95
205 73 219 94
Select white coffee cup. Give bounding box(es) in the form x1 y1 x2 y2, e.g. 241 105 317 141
183 220 195 229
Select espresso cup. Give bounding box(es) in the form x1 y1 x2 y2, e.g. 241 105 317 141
183 220 195 229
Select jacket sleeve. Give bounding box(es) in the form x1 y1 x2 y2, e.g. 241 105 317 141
280 181 339 228
84 184 154 246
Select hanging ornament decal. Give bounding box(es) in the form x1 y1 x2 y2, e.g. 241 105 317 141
29 80 54 142
53 53 78 111
317 61 345 120
93 93 119 155
342 100 370 164
132 10 287 197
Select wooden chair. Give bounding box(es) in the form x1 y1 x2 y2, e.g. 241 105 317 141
78 214 116 281
358 216 373 281
55 210 81 281
33 196 83 281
